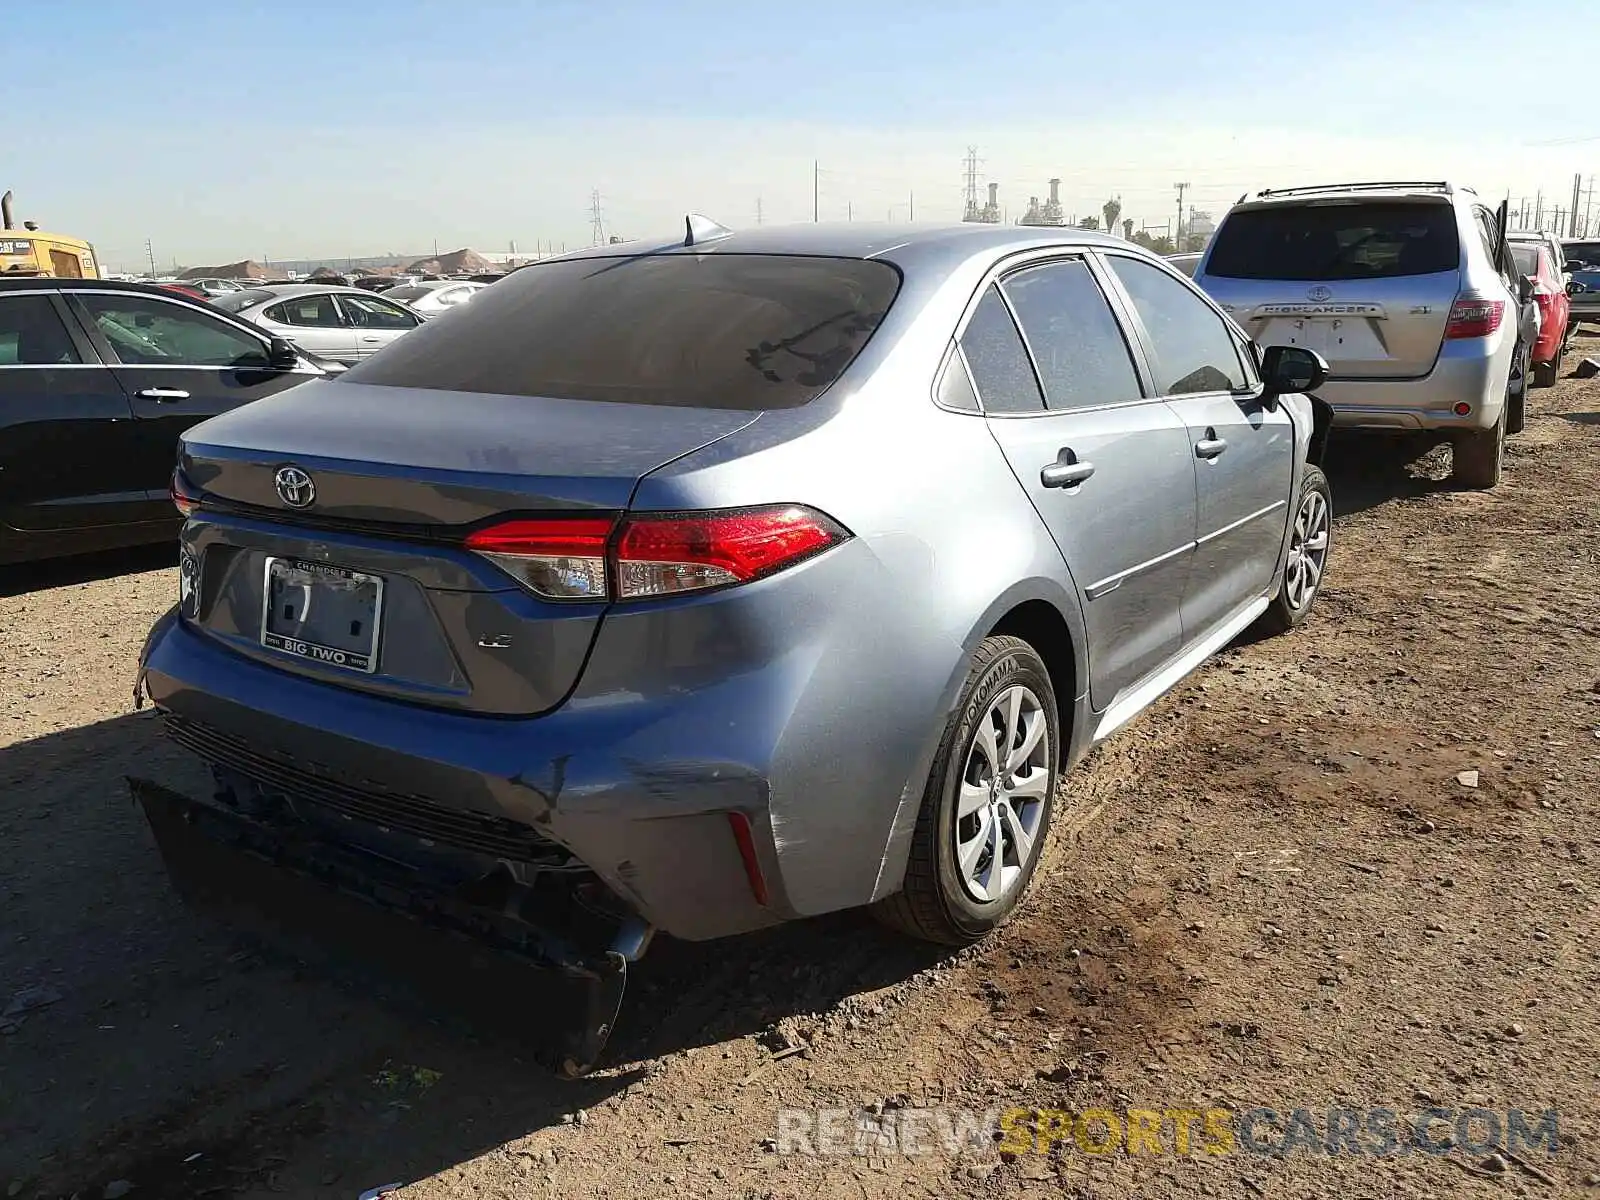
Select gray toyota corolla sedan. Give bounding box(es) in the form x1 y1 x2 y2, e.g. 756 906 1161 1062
135 219 1333 1072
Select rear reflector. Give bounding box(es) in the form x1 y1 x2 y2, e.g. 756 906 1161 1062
1445 297 1505 339
726 811 769 906
171 470 200 518
464 505 849 602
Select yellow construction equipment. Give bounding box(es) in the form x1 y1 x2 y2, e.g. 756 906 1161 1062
0 189 99 279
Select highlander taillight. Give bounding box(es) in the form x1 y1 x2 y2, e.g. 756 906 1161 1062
1444 297 1505 339
464 505 850 602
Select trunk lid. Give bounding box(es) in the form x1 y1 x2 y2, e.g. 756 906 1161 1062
1200 198 1463 380
177 381 759 716
181 379 760 523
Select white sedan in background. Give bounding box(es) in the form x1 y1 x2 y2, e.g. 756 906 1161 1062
212 284 424 364
382 280 488 316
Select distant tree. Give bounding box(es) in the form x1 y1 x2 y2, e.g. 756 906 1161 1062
1103 196 1123 237
1131 229 1158 250
1122 218 1134 240
1077 215 1100 230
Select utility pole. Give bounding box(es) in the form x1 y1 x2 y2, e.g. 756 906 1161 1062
813 161 819 223
1534 190 1544 229
756 196 763 226
963 146 982 221
144 238 156 277
1174 181 1190 249
1573 173 1584 237
589 190 605 245
848 201 853 222
1584 176 1596 238
909 190 915 222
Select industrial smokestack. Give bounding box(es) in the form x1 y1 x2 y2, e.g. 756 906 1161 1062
1 191 12 231
987 183 998 206
1049 178 1060 205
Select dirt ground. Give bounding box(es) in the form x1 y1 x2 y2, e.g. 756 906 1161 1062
4 342 1600 1200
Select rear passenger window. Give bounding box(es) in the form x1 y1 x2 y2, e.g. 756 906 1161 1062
1001 259 1142 411
1108 257 1248 395
0 295 82 366
958 286 1043 414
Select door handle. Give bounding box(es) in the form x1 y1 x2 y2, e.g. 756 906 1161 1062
361 336 382 343
1040 449 1095 489
135 388 190 403
1195 430 1228 459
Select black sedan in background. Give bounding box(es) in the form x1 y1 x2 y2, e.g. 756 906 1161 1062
0 278 337 565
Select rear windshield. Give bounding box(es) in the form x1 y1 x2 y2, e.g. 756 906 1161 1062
1205 201 1459 281
342 253 902 409
1564 241 1600 266
382 285 434 301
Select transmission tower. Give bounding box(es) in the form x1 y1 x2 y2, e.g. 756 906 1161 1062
589 190 606 245
963 146 982 222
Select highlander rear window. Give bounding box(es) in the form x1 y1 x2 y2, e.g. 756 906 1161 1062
343 253 902 409
1205 202 1459 281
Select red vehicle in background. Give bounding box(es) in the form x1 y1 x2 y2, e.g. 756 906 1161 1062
158 282 210 302
1509 233 1570 388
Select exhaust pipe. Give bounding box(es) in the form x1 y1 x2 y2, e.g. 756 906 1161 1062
1 191 12 231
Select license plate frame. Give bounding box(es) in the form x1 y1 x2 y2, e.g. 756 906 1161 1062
259 557 384 675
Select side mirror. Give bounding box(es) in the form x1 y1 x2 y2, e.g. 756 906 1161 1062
267 336 300 370
1260 344 1328 401
1568 279 1585 296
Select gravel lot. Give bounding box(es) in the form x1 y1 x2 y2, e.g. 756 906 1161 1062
3 345 1599 1199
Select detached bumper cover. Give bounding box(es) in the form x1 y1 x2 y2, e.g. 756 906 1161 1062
129 775 630 1076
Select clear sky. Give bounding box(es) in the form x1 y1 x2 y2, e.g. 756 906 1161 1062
7 0 1597 270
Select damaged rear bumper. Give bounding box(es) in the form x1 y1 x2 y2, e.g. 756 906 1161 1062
129 774 646 1076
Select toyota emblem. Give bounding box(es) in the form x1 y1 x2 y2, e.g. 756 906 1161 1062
274 466 316 509
1306 285 1333 302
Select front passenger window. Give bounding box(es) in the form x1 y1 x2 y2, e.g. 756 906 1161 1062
76 294 270 368
1107 256 1248 395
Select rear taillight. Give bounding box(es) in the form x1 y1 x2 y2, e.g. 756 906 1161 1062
463 517 612 601
171 469 200 517
464 505 849 602
1444 297 1505 339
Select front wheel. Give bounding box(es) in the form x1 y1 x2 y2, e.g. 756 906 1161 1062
872 635 1058 946
1253 464 1332 637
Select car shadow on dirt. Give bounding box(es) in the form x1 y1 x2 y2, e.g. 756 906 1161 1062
1318 431 1452 516
0 544 175 597
0 712 948 1197
1560 410 1600 425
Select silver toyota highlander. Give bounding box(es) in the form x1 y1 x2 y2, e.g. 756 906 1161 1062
1194 182 1532 488
135 220 1334 1072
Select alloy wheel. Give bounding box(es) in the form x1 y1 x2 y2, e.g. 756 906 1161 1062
953 684 1050 903
1283 488 1330 612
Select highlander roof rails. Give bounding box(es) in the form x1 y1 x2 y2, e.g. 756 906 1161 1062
1254 181 1453 198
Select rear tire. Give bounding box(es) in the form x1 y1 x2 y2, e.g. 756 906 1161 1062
1453 405 1505 489
1505 342 1528 434
872 635 1058 947
1253 464 1332 637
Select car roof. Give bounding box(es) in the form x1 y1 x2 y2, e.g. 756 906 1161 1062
0 276 212 297
1228 182 1469 210
231 283 370 301
526 220 1150 278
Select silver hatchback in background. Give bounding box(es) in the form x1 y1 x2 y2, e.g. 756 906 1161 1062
1194 182 1531 488
213 284 424 365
